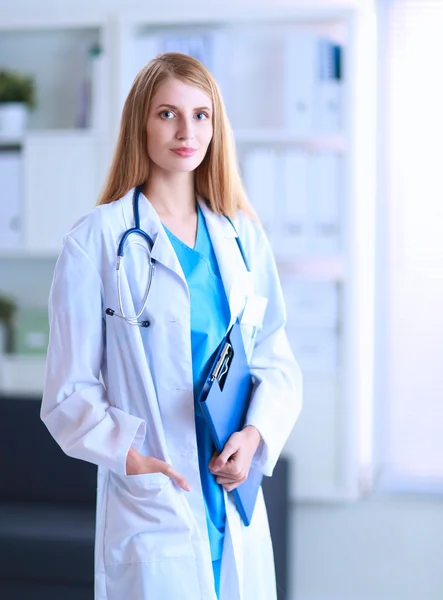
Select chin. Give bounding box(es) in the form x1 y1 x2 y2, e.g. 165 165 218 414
164 157 205 173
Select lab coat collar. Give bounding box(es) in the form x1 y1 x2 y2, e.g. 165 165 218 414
196 196 238 239
120 188 248 326
120 188 185 281
197 197 250 329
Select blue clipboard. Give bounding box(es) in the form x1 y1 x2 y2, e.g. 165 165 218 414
198 320 263 526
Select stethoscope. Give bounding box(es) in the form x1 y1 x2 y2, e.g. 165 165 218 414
105 186 250 328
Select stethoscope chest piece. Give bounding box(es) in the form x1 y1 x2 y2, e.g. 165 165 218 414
105 307 150 328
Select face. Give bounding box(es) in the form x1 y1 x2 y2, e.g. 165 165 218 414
146 78 213 175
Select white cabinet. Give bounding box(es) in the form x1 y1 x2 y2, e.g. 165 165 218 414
22 132 104 254
283 373 344 499
0 150 22 251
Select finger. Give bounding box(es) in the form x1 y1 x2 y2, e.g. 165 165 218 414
210 457 241 478
148 458 192 492
221 481 241 492
215 474 237 484
163 463 192 492
216 473 246 485
211 436 239 472
208 450 219 471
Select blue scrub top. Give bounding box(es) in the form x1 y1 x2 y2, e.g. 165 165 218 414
163 205 231 562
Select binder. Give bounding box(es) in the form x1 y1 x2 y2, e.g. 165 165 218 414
315 39 343 133
276 149 310 258
309 153 342 254
132 34 160 78
281 280 339 328
284 30 318 134
198 320 263 526
242 148 277 243
133 31 217 76
162 33 214 70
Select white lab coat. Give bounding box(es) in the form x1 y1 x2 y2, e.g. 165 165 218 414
41 189 302 600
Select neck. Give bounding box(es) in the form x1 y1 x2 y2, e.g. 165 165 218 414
143 168 197 218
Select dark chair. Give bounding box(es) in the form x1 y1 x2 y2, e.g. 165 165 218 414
0 395 289 600
262 458 290 600
0 396 96 600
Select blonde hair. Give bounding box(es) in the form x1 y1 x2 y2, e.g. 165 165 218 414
97 52 254 219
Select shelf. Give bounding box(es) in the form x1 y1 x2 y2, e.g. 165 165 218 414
0 254 347 281
234 130 346 151
0 354 46 396
0 134 23 148
0 128 103 148
24 128 102 139
276 255 346 280
0 250 58 260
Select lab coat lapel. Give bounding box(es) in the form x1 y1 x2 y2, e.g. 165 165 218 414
198 198 249 329
120 189 186 282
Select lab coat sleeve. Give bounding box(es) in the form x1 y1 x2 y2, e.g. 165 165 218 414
41 235 146 476
244 226 302 477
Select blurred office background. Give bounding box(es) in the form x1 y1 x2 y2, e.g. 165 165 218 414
0 0 442 599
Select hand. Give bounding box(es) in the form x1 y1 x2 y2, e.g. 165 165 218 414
209 426 262 492
126 446 191 492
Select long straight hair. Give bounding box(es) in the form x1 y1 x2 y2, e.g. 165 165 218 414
97 52 254 219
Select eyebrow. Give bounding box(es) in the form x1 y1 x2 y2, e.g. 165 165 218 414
155 103 212 112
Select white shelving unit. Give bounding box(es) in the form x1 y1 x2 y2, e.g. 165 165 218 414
0 2 376 503
234 130 347 150
0 18 114 256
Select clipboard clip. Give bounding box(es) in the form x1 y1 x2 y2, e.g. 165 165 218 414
211 341 233 385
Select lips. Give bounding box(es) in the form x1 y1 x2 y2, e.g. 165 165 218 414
171 147 197 158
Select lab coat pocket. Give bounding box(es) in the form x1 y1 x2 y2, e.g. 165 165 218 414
104 471 194 565
240 295 268 361
124 471 170 490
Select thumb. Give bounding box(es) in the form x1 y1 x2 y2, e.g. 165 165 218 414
211 438 237 472
149 458 192 492
163 463 192 492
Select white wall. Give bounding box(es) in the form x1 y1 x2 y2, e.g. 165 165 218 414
293 496 443 600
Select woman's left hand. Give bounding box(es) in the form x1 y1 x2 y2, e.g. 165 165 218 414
208 425 262 492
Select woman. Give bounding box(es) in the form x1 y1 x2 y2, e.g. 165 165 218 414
41 52 302 600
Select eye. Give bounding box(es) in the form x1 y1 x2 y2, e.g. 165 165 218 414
195 112 209 121
160 110 175 119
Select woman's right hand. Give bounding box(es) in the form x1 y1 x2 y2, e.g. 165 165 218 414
125 446 191 492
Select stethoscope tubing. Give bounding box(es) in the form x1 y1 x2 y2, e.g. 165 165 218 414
106 186 250 328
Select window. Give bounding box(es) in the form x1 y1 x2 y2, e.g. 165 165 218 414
376 0 443 493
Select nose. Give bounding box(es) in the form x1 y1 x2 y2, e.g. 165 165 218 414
176 115 195 142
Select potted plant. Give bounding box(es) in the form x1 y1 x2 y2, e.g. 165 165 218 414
0 295 17 353
0 69 36 135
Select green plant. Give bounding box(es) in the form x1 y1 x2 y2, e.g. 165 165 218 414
0 70 36 109
0 295 16 322
0 295 17 354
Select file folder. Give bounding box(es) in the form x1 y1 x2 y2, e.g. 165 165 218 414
278 149 310 257
242 148 277 243
198 320 263 526
315 38 343 133
284 30 318 133
310 153 342 253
